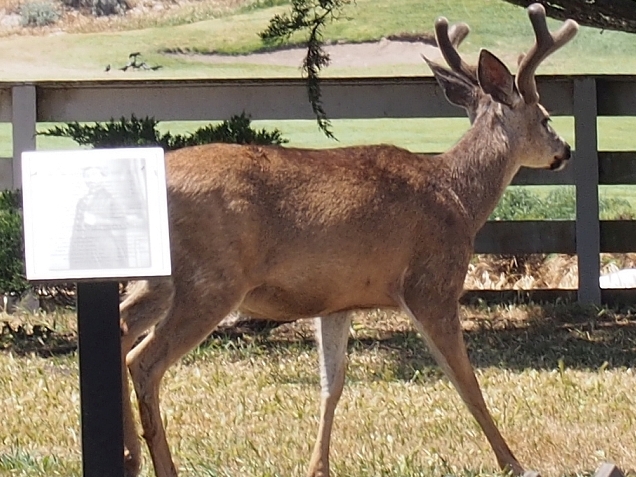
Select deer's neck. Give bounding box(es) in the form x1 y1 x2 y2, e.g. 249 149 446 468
444 113 520 232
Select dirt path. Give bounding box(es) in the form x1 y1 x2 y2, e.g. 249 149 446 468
0 38 452 80
173 39 447 68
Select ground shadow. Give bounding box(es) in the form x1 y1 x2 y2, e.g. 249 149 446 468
362 317 636 382
3 303 636 373
0 321 77 357
202 303 636 379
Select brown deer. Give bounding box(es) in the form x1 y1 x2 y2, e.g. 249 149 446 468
119 4 578 477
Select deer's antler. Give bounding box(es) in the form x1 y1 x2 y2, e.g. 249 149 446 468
448 21 470 48
434 17 478 85
516 3 579 104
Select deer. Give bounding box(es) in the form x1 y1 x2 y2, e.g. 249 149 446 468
119 4 578 477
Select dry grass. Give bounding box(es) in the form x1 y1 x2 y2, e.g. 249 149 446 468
465 253 636 291
1 301 636 477
0 0 252 36
65 0 250 34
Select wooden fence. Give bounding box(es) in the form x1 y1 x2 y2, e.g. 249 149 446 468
1 75 635 305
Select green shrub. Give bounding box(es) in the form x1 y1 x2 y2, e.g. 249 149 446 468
19 1 60 26
0 190 28 295
543 187 576 219
61 0 129 16
491 186 636 221
243 0 289 11
41 113 288 150
490 187 545 221
600 196 636 220
43 115 166 149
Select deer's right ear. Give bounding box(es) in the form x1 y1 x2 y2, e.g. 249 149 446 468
477 49 519 108
425 57 477 112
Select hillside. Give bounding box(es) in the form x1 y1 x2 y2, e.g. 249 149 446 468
0 0 634 80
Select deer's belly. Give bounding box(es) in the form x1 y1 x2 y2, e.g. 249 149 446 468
238 280 397 321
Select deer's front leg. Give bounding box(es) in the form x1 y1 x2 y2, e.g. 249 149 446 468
307 312 352 477
399 286 524 475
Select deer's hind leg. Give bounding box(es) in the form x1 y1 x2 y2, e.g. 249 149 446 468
307 312 352 477
398 284 524 475
120 279 175 477
126 279 246 477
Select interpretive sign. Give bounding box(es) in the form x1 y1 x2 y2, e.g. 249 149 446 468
21 147 171 281
22 147 172 477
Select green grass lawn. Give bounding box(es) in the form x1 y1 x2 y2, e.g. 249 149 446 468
13 116 636 154
1 306 636 477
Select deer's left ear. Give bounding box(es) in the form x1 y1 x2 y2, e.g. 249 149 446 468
425 57 478 114
477 49 520 108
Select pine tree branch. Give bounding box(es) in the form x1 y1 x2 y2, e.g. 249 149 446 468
260 0 351 139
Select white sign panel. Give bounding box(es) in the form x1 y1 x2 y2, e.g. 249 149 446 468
22 148 171 281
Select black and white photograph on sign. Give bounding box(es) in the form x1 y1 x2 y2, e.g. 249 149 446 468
68 159 149 270
21 148 171 281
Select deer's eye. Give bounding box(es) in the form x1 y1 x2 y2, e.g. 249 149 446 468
541 117 552 127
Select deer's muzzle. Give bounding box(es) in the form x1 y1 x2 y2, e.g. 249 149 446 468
549 143 571 171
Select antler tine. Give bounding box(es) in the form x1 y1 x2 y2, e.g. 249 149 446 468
517 3 579 104
434 17 478 85
448 22 470 48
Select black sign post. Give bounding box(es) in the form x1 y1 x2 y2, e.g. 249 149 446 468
77 281 124 477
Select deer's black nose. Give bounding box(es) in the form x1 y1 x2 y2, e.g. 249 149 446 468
562 143 572 161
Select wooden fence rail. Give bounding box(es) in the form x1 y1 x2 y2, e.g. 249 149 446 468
2 75 636 305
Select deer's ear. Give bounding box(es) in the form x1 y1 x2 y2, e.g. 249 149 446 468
426 57 477 113
477 49 519 108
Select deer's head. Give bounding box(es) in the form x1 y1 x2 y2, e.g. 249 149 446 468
426 3 579 171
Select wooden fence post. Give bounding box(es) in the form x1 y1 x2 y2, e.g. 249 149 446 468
12 84 37 190
573 77 601 305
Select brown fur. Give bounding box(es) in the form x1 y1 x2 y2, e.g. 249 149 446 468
165 143 465 320
119 5 578 477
